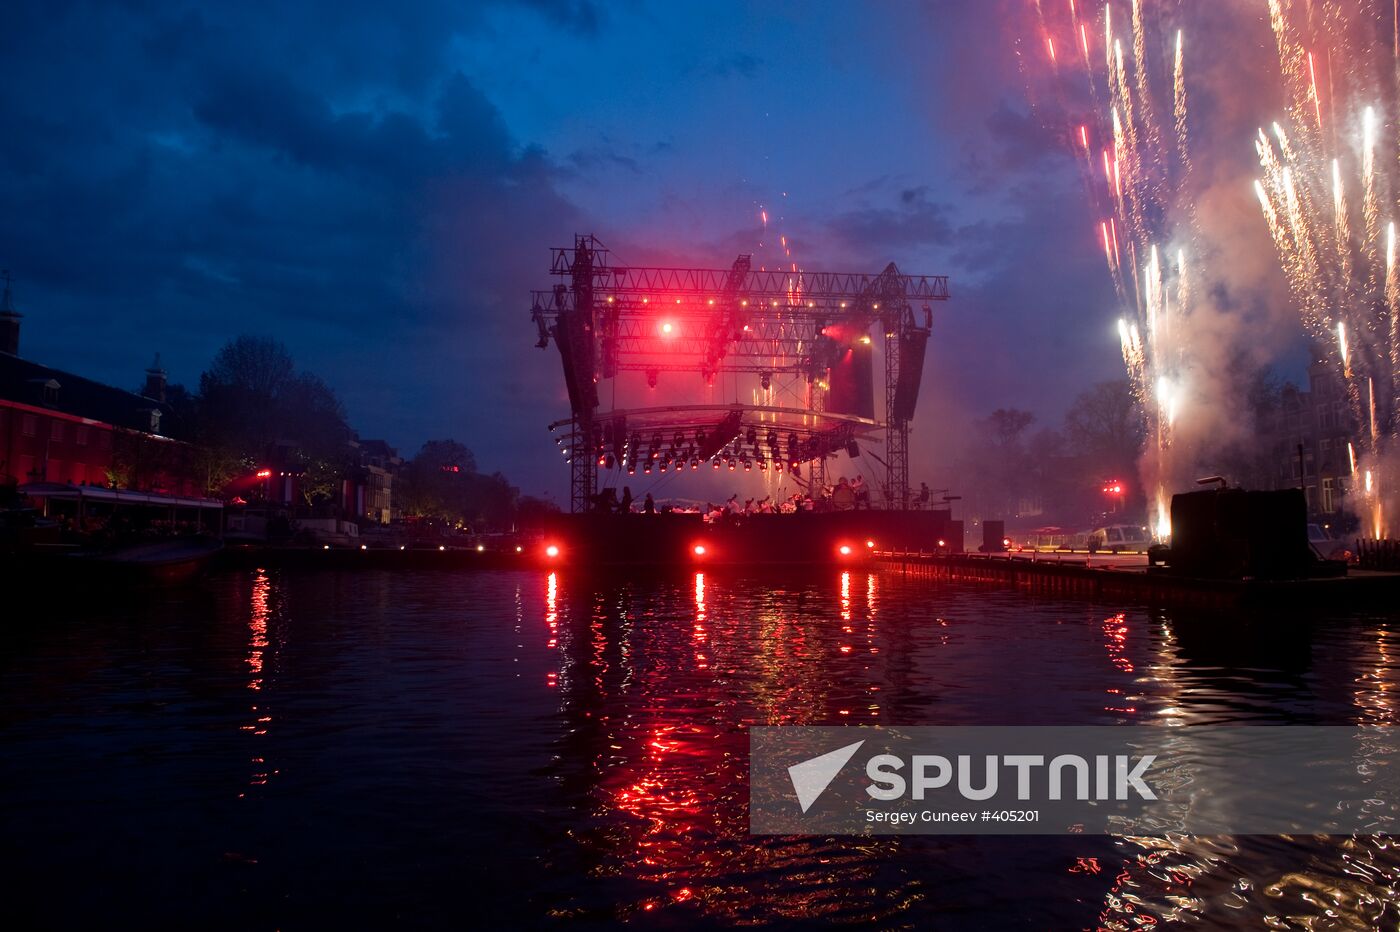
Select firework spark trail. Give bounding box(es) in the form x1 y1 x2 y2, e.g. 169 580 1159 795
1332 158 1354 293
1022 0 1199 539
1173 30 1189 169
1252 2 1400 537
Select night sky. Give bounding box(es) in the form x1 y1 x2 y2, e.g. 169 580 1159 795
0 1 1301 499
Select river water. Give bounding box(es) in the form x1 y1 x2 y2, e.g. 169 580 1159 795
3 567 1398 928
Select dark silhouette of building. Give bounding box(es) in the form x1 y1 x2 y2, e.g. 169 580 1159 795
1261 359 1353 522
0 282 198 494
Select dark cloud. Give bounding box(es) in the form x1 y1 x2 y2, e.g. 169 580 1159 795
0 0 593 493
826 187 955 256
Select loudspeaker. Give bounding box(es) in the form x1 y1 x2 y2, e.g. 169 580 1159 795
827 338 875 419
892 329 929 422
981 520 1006 553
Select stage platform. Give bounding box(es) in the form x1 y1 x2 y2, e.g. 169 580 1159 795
539 510 961 566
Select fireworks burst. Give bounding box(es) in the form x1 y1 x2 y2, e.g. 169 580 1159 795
1025 0 1198 539
1252 1 1400 538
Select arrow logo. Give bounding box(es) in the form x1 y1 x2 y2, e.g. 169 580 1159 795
787 740 865 813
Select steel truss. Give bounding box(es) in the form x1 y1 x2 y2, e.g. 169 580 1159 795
532 235 947 512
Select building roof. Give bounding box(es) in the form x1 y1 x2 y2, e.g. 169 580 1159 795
0 352 170 434
18 481 222 510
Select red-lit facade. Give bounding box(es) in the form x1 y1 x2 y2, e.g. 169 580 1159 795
0 347 200 496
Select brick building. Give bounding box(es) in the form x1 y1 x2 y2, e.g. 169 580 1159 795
0 280 199 495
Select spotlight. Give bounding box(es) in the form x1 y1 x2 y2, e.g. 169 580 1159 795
545 544 560 558
865 540 875 549
647 369 659 388
476 544 485 552
760 371 771 390
693 544 707 556
515 545 523 553
838 545 852 556
713 459 721 469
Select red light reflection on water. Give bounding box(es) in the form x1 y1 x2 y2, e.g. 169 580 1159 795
694 573 708 669
1101 612 1137 715
240 570 276 795
545 572 559 686
539 569 902 921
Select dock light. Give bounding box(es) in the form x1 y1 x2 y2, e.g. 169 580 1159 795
476 544 485 552
838 545 852 556
865 540 875 549
693 544 706 556
545 544 560 558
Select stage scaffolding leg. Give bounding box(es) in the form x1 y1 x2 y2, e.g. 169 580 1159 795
569 418 596 513
884 330 909 510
